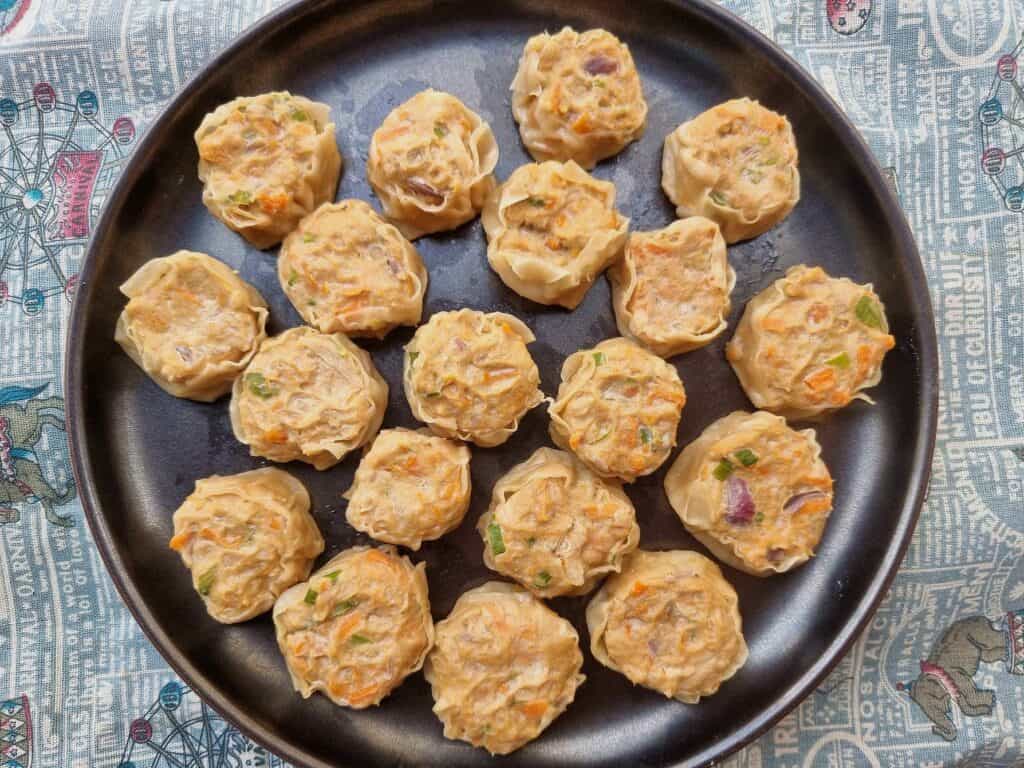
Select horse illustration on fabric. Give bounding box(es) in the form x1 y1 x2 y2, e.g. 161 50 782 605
897 610 1024 740
0 383 75 527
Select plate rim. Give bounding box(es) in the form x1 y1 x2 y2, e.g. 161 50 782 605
63 0 939 766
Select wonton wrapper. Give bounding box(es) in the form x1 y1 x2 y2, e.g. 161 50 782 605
609 217 735 357
115 250 268 402
549 337 686 482
661 98 799 243
726 264 895 420
586 549 748 703
403 309 544 447
273 545 433 709
478 447 639 597
343 428 472 550
482 160 629 308
367 89 498 239
511 27 648 169
278 199 427 339
230 326 388 469
664 410 834 575
195 92 342 249
170 468 323 624
424 581 585 755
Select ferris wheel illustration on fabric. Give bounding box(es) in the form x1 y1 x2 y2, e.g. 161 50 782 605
118 681 286 768
0 83 135 315
979 37 1024 212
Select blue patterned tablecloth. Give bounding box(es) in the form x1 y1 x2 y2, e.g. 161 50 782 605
1 1 1022 766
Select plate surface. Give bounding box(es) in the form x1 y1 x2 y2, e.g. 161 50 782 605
65 1 938 766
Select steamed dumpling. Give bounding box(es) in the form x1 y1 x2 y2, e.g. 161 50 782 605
482 160 628 308
511 27 647 169
586 549 747 702
664 410 834 575
609 217 734 357
726 264 895 420
424 582 585 754
230 326 388 469
478 447 639 597
549 337 686 482
343 428 472 550
115 250 268 401
170 468 323 623
278 199 427 339
367 89 498 239
195 92 342 248
662 98 798 243
403 309 544 447
273 546 433 709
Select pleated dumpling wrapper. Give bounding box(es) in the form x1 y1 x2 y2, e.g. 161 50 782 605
609 217 735 357
169 467 323 623
586 549 748 703
549 337 686 482
726 264 895 420
424 581 585 755
664 410 834 576
230 326 388 469
478 447 639 597
115 250 268 402
482 160 629 309
195 92 342 249
343 428 472 550
511 27 648 169
367 89 498 239
403 309 544 447
273 546 433 709
278 199 427 339
662 97 799 243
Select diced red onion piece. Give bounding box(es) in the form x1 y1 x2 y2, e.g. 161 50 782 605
782 490 828 515
724 476 755 525
406 177 444 205
767 547 786 564
584 55 619 75
453 337 468 352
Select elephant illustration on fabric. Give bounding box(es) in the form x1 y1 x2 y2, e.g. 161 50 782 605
898 611 1024 741
0 383 75 527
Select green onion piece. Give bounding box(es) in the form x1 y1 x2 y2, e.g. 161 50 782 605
534 571 552 588
591 425 612 443
709 190 729 206
196 568 216 596
303 233 316 243
227 190 253 205
290 109 309 121
349 634 372 645
639 426 653 445
594 79 606 88
826 351 851 368
735 448 758 467
592 351 605 366
424 391 441 398
245 372 277 399
487 522 506 555
408 351 419 364
324 570 340 581
237 105 247 112
307 299 316 306
287 269 299 287
304 589 318 605
527 197 547 207
761 153 779 165
331 598 359 617
434 122 448 138
854 295 883 329
757 135 770 145
754 512 765 523
712 458 734 481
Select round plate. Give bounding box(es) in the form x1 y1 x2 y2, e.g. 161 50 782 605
65 1 937 766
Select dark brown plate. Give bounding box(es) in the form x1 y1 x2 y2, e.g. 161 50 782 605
65 1 937 766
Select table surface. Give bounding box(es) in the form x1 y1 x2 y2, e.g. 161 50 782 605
0 1 1022 767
